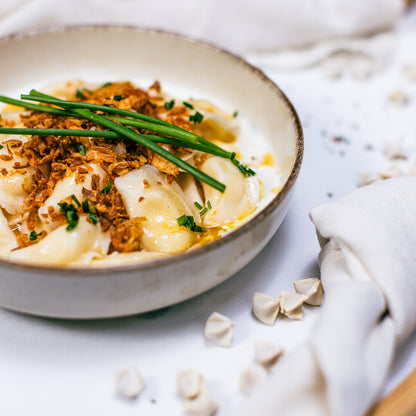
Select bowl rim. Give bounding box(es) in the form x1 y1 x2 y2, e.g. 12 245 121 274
0 24 304 276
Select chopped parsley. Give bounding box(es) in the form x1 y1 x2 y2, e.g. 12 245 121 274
177 215 205 233
183 101 194 110
230 152 256 177
76 143 86 155
101 183 112 193
164 100 175 110
29 231 42 241
113 95 123 101
189 111 204 124
58 202 79 231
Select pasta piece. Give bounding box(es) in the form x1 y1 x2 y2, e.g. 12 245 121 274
0 208 18 259
0 134 35 215
254 339 284 371
115 165 198 254
200 157 259 227
252 292 280 326
176 173 204 210
9 217 110 266
293 278 323 306
279 291 308 320
38 163 106 229
190 99 239 143
115 366 146 399
90 251 167 267
177 369 204 399
239 363 267 395
204 312 234 348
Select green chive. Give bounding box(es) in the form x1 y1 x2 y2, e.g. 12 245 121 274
58 202 79 231
189 111 204 124
76 143 86 155
164 100 175 110
29 231 42 241
101 82 113 88
207 200 212 210
199 207 208 217
71 194 81 207
0 145 3 149
113 95 123 101
183 101 194 110
76 89 86 99
88 213 99 225
177 215 205 233
24 92 226 192
233 111 238 118
194 201 203 210
101 183 112 193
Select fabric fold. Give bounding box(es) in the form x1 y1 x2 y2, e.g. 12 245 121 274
239 177 416 416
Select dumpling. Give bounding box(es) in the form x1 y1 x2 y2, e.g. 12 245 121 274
200 157 259 227
0 134 35 215
9 216 110 266
0 208 18 259
38 163 106 229
115 165 199 254
175 173 204 209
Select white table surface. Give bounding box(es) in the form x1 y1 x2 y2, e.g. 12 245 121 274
1 11 416 416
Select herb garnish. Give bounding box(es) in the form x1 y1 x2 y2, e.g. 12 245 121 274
194 200 212 217
76 89 86 99
58 202 79 231
189 111 204 124
177 215 205 233
164 100 175 110
113 95 123 101
76 143 86 155
183 101 194 110
29 231 42 241
233 111 238 118
230 153 256 176
82 199 99 225
0 144 3 150
71 194 81 207
101 82 113 88
101 183 112 193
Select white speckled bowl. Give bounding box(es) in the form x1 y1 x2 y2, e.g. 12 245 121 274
0 26 303 319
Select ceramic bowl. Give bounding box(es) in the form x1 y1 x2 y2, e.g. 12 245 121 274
0 26 303 319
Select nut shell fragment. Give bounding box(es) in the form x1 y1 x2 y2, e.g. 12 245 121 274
239 363 267 395
252 292 280 326
279 291 307 320
115 366 146 399
293 278 323 306
254 339 284 371
183 382 218 416
204 312 234 348
177 369 204 399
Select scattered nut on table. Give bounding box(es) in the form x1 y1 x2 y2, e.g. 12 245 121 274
254 339 284 371
293 278 323 306
252 292 280 325
239 363 267 395
204 312 234 348
279 291 307 320
183 381 218 416
177 369 204 399
115 365 146 399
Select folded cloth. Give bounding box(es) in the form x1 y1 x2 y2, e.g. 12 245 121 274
239 176 416 416
0 0 405 53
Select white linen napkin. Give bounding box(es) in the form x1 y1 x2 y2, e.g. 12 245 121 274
239 176 416 416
